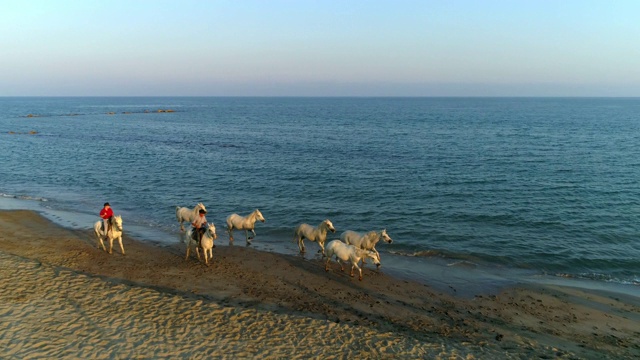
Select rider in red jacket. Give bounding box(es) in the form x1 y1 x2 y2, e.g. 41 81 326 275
100 202 114 235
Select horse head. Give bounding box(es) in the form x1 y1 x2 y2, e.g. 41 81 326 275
366 250 381 267
323 219 336 233
254 209 265 223
380 229 393 244
196 203 207 212
206 223 217 240
111 215 123 231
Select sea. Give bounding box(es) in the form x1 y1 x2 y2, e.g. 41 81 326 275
1 97 639 296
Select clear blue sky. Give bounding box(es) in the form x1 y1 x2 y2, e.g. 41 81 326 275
1 0 639 96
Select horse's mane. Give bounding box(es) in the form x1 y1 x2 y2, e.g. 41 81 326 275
365 230 378 237
363 231 380 243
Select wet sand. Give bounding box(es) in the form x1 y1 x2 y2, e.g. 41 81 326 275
0 210 638 359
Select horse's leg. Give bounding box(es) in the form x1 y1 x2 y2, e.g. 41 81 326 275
361 245 368 264
318 240 326 256
180 221 185 232
250 229 256 240
118 236 125 255
185 244 190 261
373 247 381 268
354 262 363 281
350 260 363 280
297 235 306 253
108 236 114 254
324 251 337 271
228 226 234 242
195 246 202 261
96 229 107 252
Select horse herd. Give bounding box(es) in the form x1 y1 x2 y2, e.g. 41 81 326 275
94 203 393 281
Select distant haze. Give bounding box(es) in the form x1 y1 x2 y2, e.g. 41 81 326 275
2 0 639 97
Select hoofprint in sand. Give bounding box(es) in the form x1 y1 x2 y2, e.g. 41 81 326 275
0 210 638 359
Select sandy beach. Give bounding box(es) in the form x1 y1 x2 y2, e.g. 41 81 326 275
0 210 638 359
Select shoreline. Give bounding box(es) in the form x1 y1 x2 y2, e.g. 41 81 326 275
1 209 639 358
1 194 637 300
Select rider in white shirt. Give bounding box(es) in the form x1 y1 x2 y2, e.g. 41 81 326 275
191 209 207 244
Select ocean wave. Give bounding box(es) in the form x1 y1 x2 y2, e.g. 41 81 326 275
446 260 478 268
389 249 443 258
554 272 640 286
0 193 48 202
17 108 181 118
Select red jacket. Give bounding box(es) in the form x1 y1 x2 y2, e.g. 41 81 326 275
100 207 113 219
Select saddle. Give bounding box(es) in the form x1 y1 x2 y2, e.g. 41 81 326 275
191 228 205 243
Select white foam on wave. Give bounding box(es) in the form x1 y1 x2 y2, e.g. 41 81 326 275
389 249 442 258
447 260 478 268
0 192 48 202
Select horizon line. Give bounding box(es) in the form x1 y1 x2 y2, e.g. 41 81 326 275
2 95 640 99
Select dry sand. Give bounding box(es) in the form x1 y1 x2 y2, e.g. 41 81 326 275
0 210 638 359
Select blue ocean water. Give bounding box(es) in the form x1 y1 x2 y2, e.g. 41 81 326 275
1 97 639 288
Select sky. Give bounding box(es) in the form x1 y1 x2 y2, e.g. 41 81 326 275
1 0 639 96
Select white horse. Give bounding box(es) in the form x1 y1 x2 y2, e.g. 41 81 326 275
93 215 125 255
340 229 393 267
226 209 265 244
176 203 207 231
184 223 217 265
293 219 336 255
324 240 381 281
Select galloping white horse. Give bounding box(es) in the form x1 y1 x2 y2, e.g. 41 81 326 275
324 240 381 281
184 223 217 265
93 215 125 255
226 209 265 244
293 219 336 255
340 229 393 267
176 203 207 231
